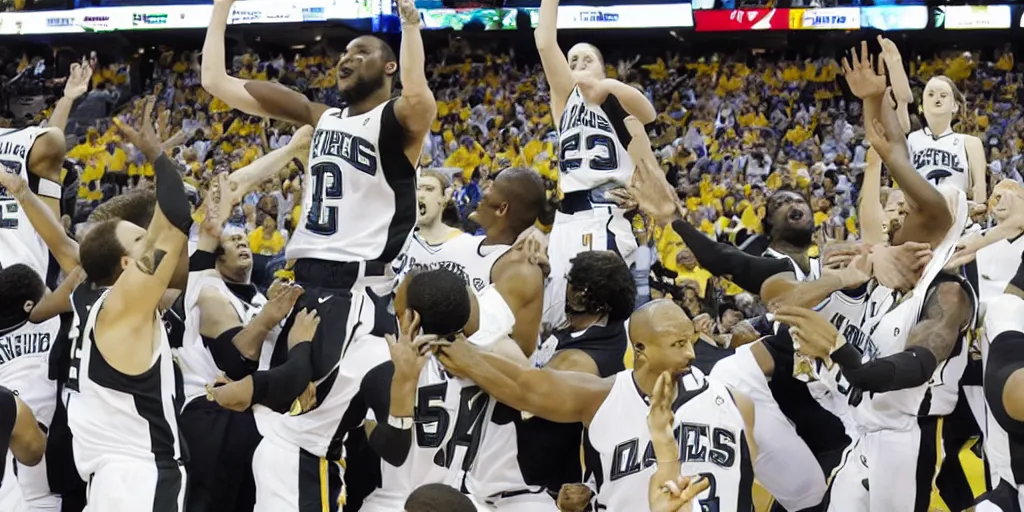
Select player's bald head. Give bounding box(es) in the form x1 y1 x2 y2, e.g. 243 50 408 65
492 167 546 233
629 299 694 346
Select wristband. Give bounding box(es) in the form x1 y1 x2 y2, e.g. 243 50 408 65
37 178 62 199
388 415 413 430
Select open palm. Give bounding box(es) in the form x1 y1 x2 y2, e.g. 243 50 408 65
842 41 887 100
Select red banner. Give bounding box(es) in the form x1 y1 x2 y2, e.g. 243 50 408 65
694 8 790 31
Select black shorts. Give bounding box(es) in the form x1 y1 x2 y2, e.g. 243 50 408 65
180 398 262 512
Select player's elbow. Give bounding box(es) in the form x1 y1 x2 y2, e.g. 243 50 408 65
19 434 45 467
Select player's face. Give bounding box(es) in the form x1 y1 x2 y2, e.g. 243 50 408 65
567 44 605 82
468 181 504 230
990 181 1024 223
115 220 149 268
337 37 389 103
767 190 813 243
416 175 447 227
923 78 957 118
638 311 697 377
219 232 253 272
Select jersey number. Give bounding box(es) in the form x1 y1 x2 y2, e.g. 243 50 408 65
305 162 343 236
559 133 618 174
65 308 85 394
415 383 491 471
696 472 719 512
0 199 18 229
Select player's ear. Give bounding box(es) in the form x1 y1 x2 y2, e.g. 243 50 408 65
384 62 398 77
634 343 645 353
22 300 34 314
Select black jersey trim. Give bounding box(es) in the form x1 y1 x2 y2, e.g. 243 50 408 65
0 386 16 486
376 99 417 265
152 466 183 512
913 416 941 512
298 448 342 512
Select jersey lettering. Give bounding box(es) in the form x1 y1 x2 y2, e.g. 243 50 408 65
609 423 738 482
824 311 878 405
0 142 28 162
912 148 963 174
0 330 51 364
0 164 20 229
437 386 489 471
309 129 378 176
400 256 485 292
306 162 343 235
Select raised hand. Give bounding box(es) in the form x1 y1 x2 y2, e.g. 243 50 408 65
841 41 887 100
397 0 420 27
386 310 434 379
773 306 840 361
647 371 677 445
201 173 232 238
876 36 903 70
64 59 92 100
624 116 683 225
113 96 163 161
650 475 710 512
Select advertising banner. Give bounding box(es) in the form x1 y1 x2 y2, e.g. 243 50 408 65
788 7 859 30
693 8 789 31
940 5 1012 30
550 3 693 29
860 5 927 31
420 8 518 30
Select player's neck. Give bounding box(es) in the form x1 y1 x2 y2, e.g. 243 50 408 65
483 226 518 246
346 90 392 117
770 241 810 269
567 313 604 332
418 221 460 245
925 115 952 136
632 368 659 398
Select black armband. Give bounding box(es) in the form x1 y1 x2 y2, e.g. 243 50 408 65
369 422 413 467
189 250 217 272
250 342 312 412
831 344 937 392
984 331 1024 436
1010 255 1024 293
204 327 259 381
153 154 193 235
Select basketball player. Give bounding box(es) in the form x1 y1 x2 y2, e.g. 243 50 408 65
62 100 194 509
774 45 975 512
972 258 1024 511
396 167 548 355
202 0 434 507
0 385 46 498
405 483 477 512
535 0 656 333
435 299 756 511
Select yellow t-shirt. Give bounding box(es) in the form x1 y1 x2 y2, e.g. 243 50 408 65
249 228 286 256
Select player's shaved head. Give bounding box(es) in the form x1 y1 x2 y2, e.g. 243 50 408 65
629 299 697 376
492 167 546 234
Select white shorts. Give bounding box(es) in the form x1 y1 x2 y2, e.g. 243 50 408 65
824 417 940 512
468 490 557 512
0 453 28 512
83 460 186 512
252 436 344 512
0 350 60 511
542 207 637 331
710 345 827 511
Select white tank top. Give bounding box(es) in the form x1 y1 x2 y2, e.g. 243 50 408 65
364 286 516 508
974 231 1024 303
589 368 753 512
65 287 183 477
556 86 634 194
287 99 417 266
177 271 276 404
854 188 970 432
907 128 971 193
393 232 511 294
0 316 60 426
0 127 52 278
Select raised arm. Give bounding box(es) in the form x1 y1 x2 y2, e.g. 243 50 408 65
393 0 438 152
48 60 92 133
877 37 911 134
201 0 328 126
760 254 869 311
104 101 191 321
436 334 611 425
534 0 575 120
0 169 79 273
226 126 311 204
964 135 988 205
858 148 886 245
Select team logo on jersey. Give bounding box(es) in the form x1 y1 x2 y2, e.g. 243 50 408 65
0 330 51 365
609 422 737 481
310 129 378 176
0 140 27 162
405 258 485 292
559 102 614 134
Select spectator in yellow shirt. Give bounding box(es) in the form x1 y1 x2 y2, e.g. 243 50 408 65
249 215 287 256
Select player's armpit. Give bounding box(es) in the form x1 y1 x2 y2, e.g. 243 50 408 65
906 279 972 363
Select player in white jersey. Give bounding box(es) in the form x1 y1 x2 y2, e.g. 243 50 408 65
534 0 655 333
906 75 987 206
202 0 435 508
434 299 756 511
63 106 193 510
392 170 465 276
0 385 46 512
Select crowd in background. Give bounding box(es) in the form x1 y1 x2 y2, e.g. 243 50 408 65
1 36 1022 333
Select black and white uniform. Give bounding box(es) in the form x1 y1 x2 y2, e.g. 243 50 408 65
907 127 972 192
711 250 853 511
0 316 61 511
825 189 972 512
589 367 754 512
0 386 22 511
543 86 637 332
393 231 511 293
0 127 55 278
361 285 516 511
254 99 414 512
976 295 1024 512
64 286 186 511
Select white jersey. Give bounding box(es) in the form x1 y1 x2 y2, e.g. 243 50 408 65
0 127 52 278
907 127 971 193
287 99 417 265
177 271 276 404
762 247 820 281
64 286 184 479
0 317 61 426
556 86 634 194
393 232 511 293
362 286 515 510
589 368 754 512
854 188 971 432
973 230 1024 303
